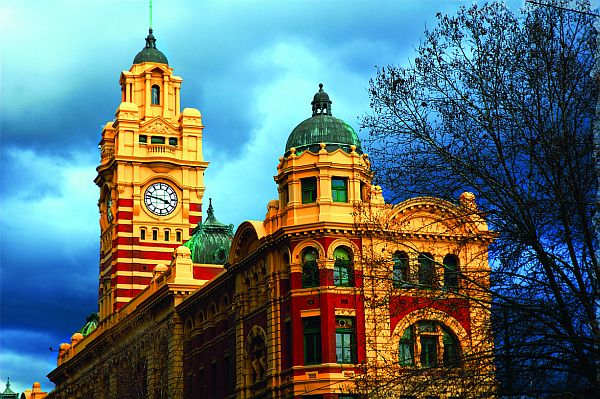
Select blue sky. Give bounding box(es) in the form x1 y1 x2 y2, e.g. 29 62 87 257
0 0 526 393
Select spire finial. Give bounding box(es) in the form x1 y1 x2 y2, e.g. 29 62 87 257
149 0 153 30
6 377 10 389
208 198 214 218
319 83 323 91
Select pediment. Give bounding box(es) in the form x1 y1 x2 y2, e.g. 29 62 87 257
391 211 459 234
140 117 178 136
387 196 479 236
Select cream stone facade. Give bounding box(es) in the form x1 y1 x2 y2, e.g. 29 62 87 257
44 28 495 399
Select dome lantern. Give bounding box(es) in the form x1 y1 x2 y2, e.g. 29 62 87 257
133 28 169 65
311 83 332 116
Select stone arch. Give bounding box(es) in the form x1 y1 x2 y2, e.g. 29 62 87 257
391 308 469 347
291 239 326 264
389 196 484 235
229 221 266 264
326 238 360 261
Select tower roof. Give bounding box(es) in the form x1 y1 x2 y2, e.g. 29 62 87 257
285 84 362 155
133 29 168 65
1 378 16 396
184 199 234 264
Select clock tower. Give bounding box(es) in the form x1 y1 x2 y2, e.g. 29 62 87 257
95 29 208 319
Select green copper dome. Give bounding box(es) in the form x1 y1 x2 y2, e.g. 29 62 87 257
184 199 234 264
78 313 99 337
285 83 362 155
133 29 168 65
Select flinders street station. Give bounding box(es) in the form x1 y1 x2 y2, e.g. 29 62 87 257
39 28 495 399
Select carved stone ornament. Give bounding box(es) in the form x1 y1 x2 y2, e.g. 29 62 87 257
246 326 268 383
145 119 173 135
459 191 478 210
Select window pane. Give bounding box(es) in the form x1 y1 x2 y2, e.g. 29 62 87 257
420 336 438 367
139 135 147 143
443 328 459 367
399 327 414 366
151 136 165 144
302 260 319 288
336 317 356 363
151 85 160 105
302 248 319 288
418 321 436 332
303 248 318 262
444 255 459 291
168 137 178 146
393 252 409 288
333 247 350 260
303 317 321 364
418 253 434 288
334 261 353 287
301 177 317 204
332 177 348 202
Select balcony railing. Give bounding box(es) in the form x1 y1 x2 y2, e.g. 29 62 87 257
146 144 176 155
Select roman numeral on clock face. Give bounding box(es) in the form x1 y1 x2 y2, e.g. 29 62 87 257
144 182 179 216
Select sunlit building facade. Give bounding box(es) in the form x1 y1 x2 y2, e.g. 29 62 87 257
45 30 494 399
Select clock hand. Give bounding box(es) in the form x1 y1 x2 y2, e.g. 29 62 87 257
149 195 170 204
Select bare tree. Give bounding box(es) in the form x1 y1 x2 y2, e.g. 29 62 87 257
360 0 598 397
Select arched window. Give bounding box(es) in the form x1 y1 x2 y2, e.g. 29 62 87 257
418 253 435 288
333 247 353 287
398 321 460 368
301 247 319 288
151 85 160 105
443 254 459 291
393 251 409 288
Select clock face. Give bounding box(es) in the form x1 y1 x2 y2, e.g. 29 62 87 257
144 182 178 216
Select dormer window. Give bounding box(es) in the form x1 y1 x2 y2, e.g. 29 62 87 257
151 85 160 105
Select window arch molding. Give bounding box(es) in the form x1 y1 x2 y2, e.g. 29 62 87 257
384 308 470 370
390 308 468 358
291 240 325 270
326 238 360 262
